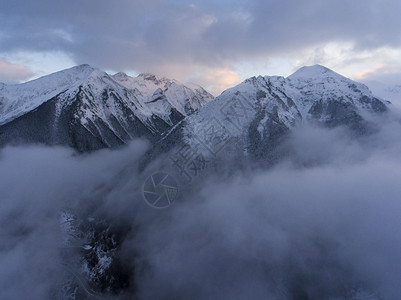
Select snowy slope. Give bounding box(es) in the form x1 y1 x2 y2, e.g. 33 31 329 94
0 65 214 151
0 64 95 126
112 72 214 116
162 65 388 167
287 65 386 117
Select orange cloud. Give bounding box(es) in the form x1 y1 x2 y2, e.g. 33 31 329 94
353 64 385 81
191 68 241 96
138 63 241 96
0 60 34 83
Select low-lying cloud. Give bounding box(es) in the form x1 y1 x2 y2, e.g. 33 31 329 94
1 112 401 299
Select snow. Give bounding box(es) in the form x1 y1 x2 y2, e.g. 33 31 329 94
0 63 387 153
0 65 214 143
0 64 95 125
145 88 176 125
288 64 343 80
70 70 159 141
112 72 214 116
286 65 376 116
173 65 388 160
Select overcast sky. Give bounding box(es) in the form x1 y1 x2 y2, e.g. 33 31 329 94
0 0 400 94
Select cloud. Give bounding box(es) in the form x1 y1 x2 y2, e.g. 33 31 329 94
289 43 401 85
353 64 386 81
188 66 241 95
131 115 401 299
135 162 401 298
1 0 401 88
0 141 148 299
0 60 33 83
354 57 401 85
1 110 401 298
131 62 241 96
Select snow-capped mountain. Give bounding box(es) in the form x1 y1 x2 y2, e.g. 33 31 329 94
112 72 213 115
0 64 389 156
160 65 388 176
0 64 95 126
62 66 389 299
6 64 391 298
0 65 214 151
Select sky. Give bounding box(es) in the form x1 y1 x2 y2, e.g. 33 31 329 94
0 0 401 94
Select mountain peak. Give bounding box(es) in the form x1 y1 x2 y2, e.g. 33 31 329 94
138 73 173 84
288 64 342 80
112 72 130 81
70 64 96 73
138 72 157 79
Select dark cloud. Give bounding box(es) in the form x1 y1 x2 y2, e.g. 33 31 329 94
1 0 400 74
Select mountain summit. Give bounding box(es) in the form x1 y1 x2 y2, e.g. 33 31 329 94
112 71 212 116
0 65 214 151
288 64 342 80
0 64 96 126
158 65 388 177
0 64 389 155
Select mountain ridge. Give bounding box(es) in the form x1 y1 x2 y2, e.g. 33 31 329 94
0 64 214 151
0 64 391 154
156 64 388 180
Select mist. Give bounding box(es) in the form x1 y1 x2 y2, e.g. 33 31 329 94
1 112 401 299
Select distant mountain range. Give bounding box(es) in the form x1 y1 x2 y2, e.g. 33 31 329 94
0 64 392 155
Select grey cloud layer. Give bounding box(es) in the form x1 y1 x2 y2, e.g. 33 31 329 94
1 111 401 298
1 0 400 72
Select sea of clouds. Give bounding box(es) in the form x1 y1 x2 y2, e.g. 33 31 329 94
1 110 401 299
